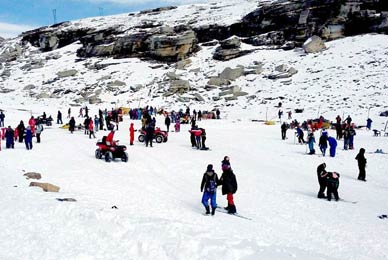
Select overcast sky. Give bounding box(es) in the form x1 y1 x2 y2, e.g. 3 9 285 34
0 0 207 38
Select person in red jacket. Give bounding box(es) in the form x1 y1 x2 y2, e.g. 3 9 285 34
106 130 115 146
88 120 95 139
129 123 135 145
189 127 202 149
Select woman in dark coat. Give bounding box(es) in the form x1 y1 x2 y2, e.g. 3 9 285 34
219 162 238 214
17 121 25 143
355 148 367 181
69 117 76 134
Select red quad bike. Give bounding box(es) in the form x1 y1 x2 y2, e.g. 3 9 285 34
95 138 128 162
138 127 168 143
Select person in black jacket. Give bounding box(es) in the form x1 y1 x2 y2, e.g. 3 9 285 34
219 161 238 214
317 163 327 198
355 148 367 181
200 164 219 215
5 126 14 149
17 121 25 143
323 171 340 201
281 122 288 140
319 131 328 156
165 115 171 132
69 117 76 134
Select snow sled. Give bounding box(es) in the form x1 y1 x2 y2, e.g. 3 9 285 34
95 138 128 162
138 127 168 143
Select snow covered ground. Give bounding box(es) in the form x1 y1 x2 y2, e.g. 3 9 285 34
0 105 388 260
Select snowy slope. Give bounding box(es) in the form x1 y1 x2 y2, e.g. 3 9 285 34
0 108 388 260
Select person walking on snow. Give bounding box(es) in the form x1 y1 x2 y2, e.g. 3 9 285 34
129 123 135 145
322 171 340 201
57 111 63 124
307 132 316 154
200 164 219 215
355 148 367 181
5 126 14 149
219 158 237 214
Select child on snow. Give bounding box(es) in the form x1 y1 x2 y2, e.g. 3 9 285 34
307 132 315 155
355 148 367 181
321 171 340 201
200 164 219 215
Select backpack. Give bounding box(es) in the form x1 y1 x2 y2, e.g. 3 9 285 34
206 175 217 194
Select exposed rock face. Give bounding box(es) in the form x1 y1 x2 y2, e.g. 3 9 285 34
303 36 326 53
213 36 254 61
0 44 22 62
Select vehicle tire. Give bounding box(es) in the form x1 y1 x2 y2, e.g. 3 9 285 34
121 152 128 162
138 135 145 143
163 137 168 143
95 149 102 159
105 151 112 162
155 135 163 143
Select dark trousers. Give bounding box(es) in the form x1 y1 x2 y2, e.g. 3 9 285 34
145 135 153 147
190 134 196 147
166 124 170 132
318 179 326 198
25 140 33 150
281 130 286 140
358 166 366 181
327 186 339 201
201 137 206 149
36 133 41 143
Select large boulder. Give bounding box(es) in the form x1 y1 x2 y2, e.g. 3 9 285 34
169 80 190 93
219 36 241 49
24 172 42 180
57 69 78 78
302 36 326 53
207 77 230 86
220 67 244 81
29 182 60 192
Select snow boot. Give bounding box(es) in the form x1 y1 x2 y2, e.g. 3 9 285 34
211 207 216 216
228 205 236 214
205 206 210 215
224 204 230 211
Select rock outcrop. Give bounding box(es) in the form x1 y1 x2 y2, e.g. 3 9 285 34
30 182 60 192
303 36 326 53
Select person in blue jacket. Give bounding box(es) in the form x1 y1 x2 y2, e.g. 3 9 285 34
24 126 33 150
366 118 372 130
200 164 219 215
328 136 337 157
5 126 14 149
307 132 315 154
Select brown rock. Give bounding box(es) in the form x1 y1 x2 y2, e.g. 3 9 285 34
30 182 60 192
24 172 42 180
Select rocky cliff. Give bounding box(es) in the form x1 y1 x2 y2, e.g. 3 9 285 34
1 0 383 63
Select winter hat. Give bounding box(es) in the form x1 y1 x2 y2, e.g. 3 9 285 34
222 163 231 171
206 164 213 172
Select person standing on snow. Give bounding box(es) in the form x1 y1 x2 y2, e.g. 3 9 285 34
307 132 316 154
317 163 327 198
200 164 219 215
366 118 372 130
129 123 135 146
35 123 43 143
323 171 340 201
328 136 337 157
165 115 171 132
355 148 367 181
281 122 288 140
219 158 238 214
0 111 5 127
24 126 33 150
296 126 305 144
69 117 76 134
88 119 96 139
319 131 328 156
57 111 63 124
17 121 25 143
5 126 14 149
